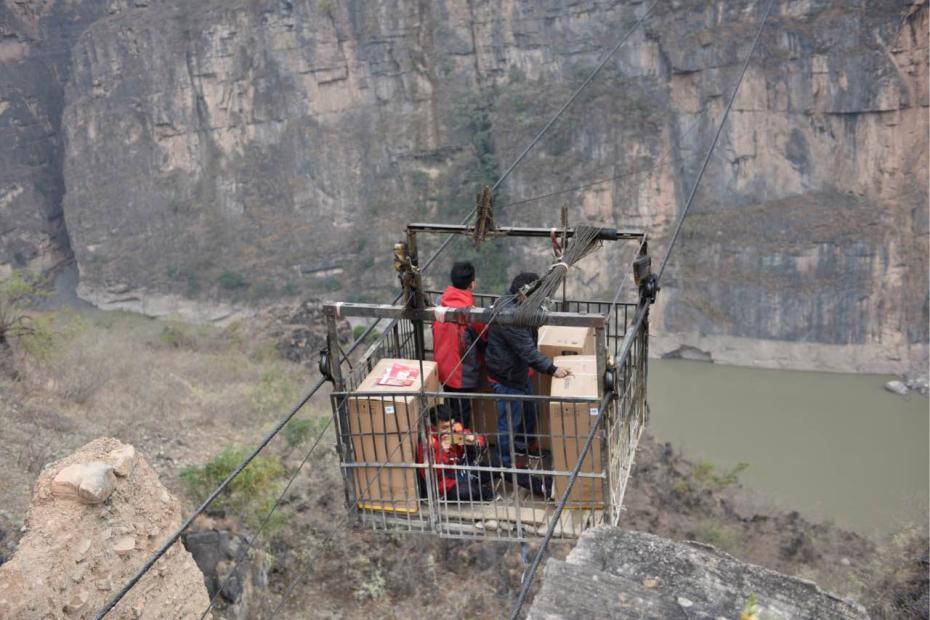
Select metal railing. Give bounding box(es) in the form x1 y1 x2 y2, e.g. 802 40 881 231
326 295 648 542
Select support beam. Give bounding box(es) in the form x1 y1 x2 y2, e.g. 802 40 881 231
323 302 607 328
406 223 644 242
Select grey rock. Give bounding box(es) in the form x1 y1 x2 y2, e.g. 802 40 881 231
662 345 714 363
884 380 909 396
183 529 268 619
528 527 868 619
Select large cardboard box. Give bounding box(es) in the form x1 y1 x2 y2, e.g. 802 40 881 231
536 325 595 402
537 325 595 358
345 358 439 513
549 355 604 506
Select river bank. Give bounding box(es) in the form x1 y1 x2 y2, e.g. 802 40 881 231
647 358 929 538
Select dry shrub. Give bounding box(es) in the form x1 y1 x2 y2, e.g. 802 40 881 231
19 321 121 405
863 526 930 619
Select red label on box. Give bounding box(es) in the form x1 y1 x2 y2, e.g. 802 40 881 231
376 362 420 387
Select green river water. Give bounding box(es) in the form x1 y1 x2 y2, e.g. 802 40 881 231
647 359 929 540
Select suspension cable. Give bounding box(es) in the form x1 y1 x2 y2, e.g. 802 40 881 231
267 300 508 618
508 1 776 616
503 115 705 210
656 1 776 282
100 2 662 614
489 0 659 196
198 415 335 619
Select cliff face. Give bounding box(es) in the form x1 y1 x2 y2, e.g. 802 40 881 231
5 0 929 372
0 0 107 280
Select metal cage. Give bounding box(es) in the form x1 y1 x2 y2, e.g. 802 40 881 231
323 293 648 542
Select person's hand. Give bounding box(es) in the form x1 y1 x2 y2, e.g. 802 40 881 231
440 435 452 451
553 367 572 379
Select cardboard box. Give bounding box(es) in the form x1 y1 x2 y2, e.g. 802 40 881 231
537 325 595 359
345 358 439 513
548 355 605 507
536 325 595 400
470 379 499 442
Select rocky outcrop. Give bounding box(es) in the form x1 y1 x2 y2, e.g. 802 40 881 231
4 0 928 372
257 298 352 365
0 0 108 281
183 529 269 620
0 437 209 619
528 526 868 619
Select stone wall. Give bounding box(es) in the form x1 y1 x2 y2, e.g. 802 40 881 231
2 0 927 372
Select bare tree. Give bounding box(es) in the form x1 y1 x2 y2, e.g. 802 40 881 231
0 272 49 378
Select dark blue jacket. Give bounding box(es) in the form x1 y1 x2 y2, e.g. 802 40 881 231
485 295 557 389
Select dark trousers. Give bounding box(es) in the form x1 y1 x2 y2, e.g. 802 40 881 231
445 470 494 502
491 381 537 468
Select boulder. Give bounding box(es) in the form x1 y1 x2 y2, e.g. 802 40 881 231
110 445 137 477
529 527 868 619
0 438 210 619
884 380 909 396
52 462 117 504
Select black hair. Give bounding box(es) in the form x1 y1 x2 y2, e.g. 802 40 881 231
428 404 455 426
450 261 476 290
509 272 539 295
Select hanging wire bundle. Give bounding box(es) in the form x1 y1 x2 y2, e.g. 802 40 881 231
514 224 604 325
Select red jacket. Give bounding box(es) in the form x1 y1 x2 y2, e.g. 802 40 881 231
432 286 485 389
417 428 486 496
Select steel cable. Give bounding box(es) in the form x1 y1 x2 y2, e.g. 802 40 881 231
99 0 659 613
508 1 777 616
266 301 510 618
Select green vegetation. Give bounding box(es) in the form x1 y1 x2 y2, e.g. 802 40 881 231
158 320 199 349
350 556 387 603
352 324 381 344
283 416 330 450
282 281 299 296
167 265 200 295
741 594 761 620
179 444 286 532
219 270 248 290
250 369 299 418
0 272 52 371
410 170 430 191
671 460 749 503
691 461 749 491
692 517 746 554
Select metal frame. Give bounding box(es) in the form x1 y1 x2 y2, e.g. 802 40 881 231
324 295 648 542
321 222 650 542
406 223 645 242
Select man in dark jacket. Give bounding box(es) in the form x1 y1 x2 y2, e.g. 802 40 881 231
486 272 570 469
432 261 484 426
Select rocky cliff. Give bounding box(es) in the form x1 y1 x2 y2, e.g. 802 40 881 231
0 0 109 280
2 0 927 372
528 526 868 619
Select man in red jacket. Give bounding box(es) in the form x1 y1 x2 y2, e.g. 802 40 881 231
432 261 485 427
